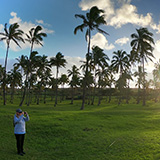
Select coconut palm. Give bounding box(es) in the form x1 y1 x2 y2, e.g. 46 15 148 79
25 25 47 54
48 77 57 101
134 66 144 104
111 50 131 104
68 65 80 104
18 51 40 106
0 23 24 105
91 46 109 105
131 27 154 105
7 67 22 104
111 50 130 76
74 6 108 110
59 74 68 102
50 52 67 107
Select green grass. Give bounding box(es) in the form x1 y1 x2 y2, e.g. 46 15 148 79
1 99 160 160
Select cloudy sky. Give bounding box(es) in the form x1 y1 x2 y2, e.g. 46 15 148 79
0 0 160 82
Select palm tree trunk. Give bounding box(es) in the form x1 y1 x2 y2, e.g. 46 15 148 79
142 57 146 106
108 87 112 103
136 86 140 104
10 84 15 104
81 28 91 110
3 44 10 105
44 89 46 104
54 67 58 107
71 87 74 104
30 42 33 56
91 69 97 105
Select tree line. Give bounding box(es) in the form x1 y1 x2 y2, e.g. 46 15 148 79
0 6 159 109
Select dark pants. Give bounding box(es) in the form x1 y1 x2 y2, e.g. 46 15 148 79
15 134 25 153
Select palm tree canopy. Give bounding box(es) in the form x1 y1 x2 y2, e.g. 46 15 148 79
68 65 80 77
0 23 24 47
26 25 47 47
130 27 154 63
74 6 108 41
111 50 130 74
50 52 67 69
92 45 109 68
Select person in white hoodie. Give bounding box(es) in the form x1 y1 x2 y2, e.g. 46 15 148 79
13 109 29 156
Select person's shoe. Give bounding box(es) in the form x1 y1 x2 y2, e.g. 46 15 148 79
18 152 23 156
22 151 25 154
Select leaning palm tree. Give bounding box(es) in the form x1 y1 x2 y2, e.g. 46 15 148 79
25 25 47 54
50 52 67 107
131 27 154 105
74 6 108 110
0 23 24 105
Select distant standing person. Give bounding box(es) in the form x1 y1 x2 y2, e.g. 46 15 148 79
13 109 29 156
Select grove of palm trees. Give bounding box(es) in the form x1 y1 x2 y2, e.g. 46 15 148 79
0 6 159 110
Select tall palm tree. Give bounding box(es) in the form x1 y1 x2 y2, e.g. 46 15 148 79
50 52 67 107
131 27 154 105
0 23 24 105
74 6 108 110
25 25 47 54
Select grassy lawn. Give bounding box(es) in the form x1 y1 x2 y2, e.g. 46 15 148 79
0 99 160 160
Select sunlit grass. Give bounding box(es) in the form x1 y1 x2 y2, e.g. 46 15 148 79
0 99 160 160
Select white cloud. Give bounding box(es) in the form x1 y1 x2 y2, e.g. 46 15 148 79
1 12 54 52
115 37 129 46
79 0 155 29
36 20 44 24
79 0 114 20
109 3 152 28
0 24 3 32
91 33 115 50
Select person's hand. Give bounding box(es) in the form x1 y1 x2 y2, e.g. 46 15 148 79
24 111 28 115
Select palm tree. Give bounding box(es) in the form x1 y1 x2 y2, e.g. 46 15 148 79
48 77 57 101
7 67 22 104
111 50 130 104
59 74 68 102
111 50 130 76
134 66 144 104
0 23 24 105
50 52 67 107
91 46 109 105
18 51 40 106
105 68 116 103
74 6 108 110
131 27 154 105
25 25 47 54
68 65 80 104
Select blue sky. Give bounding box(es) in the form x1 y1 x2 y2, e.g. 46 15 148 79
1 0 160 80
